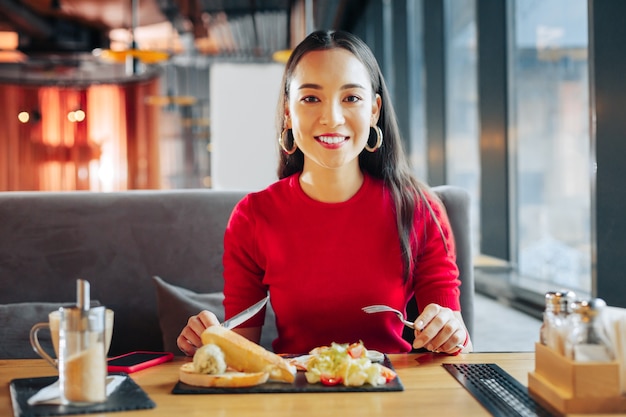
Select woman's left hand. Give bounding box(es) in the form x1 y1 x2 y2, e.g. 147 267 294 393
411 303 471 354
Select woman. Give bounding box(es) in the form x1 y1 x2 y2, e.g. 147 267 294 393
177 30 472 355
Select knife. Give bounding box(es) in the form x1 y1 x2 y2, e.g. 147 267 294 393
221 296 270 330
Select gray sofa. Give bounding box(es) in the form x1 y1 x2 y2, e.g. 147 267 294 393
0 186 473 359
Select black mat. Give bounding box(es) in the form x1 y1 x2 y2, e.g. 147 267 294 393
172 356 403 394
443 363 555 417
9 373 155 417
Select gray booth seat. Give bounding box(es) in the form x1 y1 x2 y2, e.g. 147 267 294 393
0 186 473 358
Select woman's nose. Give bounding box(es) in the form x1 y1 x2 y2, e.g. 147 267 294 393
319 101 345 126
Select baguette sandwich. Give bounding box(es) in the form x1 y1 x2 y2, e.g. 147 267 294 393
201 326 296 383
178 326 295 388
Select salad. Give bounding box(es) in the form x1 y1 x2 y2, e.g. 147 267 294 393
304 342 396 387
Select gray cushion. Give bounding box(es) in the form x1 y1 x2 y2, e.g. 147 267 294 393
0 190 247 356
433 185 474 336
404 186 475 347
152 276 278 354
0 301 99 359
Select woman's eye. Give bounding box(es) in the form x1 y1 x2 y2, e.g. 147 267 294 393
345 95 361 103
301 96 319 103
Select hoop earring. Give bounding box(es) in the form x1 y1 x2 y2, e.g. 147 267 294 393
279 129 297 155
365 126 383 152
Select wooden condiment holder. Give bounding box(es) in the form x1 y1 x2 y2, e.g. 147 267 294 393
528 342 626 414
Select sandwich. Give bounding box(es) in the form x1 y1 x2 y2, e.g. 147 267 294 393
178 326 296 387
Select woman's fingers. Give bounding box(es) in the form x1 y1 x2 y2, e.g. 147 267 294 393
412 303 466 353
413 303 441 332
430 328 465 353
177 333 197 356
176 310 220 356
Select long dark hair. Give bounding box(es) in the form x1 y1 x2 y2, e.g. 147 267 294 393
275 30 443 282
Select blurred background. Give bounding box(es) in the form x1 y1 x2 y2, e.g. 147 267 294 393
1 0 624 316
0 0 302 191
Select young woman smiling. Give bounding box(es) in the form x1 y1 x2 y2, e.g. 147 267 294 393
178 30 472 356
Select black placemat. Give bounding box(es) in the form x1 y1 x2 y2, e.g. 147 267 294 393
443 363 555 417
9 373 156 417
172 356 403 394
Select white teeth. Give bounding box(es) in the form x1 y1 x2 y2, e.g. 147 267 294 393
318 136 346 144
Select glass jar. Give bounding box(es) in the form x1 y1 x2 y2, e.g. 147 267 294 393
540 290 576 355
564 298 613 362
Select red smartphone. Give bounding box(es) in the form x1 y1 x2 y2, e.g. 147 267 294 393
107 351 174 373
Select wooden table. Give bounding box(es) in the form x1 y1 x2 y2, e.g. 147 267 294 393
0 352 620 417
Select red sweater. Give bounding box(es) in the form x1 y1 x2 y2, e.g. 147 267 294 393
223 173 460 354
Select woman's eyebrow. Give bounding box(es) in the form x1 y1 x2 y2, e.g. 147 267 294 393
298 83 322 90
342 83 366 90
297 83 366 90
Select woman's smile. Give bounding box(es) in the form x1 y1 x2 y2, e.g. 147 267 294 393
316 134 349 147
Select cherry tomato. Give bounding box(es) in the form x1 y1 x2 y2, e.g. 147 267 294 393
320 374 343 386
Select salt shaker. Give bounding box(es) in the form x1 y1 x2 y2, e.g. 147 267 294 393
565 298 614 362
540 290 576 355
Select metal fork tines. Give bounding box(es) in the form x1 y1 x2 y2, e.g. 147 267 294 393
362 305 415 329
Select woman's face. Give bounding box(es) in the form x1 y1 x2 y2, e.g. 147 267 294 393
286 48 381 173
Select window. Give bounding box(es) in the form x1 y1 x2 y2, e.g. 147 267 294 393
508 0 591 295
444 0 480 255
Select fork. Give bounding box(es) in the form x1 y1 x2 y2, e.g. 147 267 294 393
362 305 417 329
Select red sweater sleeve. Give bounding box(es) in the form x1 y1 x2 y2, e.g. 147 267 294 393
222 194 268 325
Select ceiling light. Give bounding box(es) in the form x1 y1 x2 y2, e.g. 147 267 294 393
17 111 30 123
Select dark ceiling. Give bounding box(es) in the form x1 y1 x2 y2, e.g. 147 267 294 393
0 0 366 55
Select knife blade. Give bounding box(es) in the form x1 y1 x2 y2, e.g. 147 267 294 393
221 296 269 330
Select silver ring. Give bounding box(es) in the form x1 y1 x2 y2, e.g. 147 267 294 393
432 343 464 354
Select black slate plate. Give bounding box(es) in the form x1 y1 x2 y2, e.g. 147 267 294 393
9 373 155 417
172 355 403 394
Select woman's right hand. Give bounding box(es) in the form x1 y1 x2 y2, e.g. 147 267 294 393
176 310 220 356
